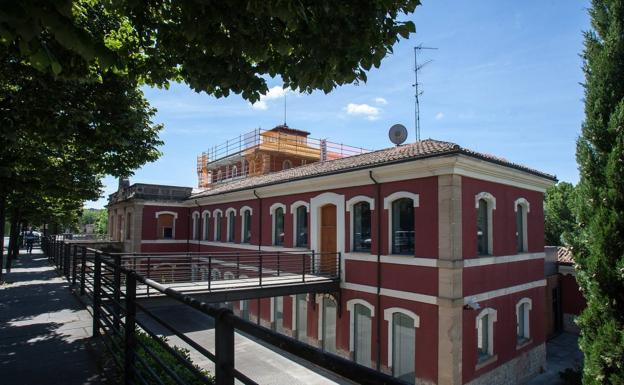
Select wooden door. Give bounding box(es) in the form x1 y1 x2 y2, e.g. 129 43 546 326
320 204 337 274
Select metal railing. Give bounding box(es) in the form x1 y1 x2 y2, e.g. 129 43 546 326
41 236 408 385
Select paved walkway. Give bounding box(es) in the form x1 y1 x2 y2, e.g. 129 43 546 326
0 248 105 384
527 332 583 385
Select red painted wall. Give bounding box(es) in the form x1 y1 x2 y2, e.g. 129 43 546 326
463 259 545 297
345 260 438 297
561 274 586 315
462 177 545 258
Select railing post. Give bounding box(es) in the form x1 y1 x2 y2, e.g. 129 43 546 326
64 244 70 278
236 253 240 279
337 252 341 279
80 247 86 295
302 253 306 283
72 245 78 285
277 251 281 277
92 253 102 337
258 253 262 286
124 273 137 385
311 250 315 275
146 257 151 297
208 255 212 292
215 309 235 385
113 254 122 331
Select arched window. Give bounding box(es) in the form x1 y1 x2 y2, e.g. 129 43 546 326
232 165 238 178
226 208 236 242
191 211 200 240
156 211 177 239
271 203 286 246
295 205 308 247
213 209 223 241
384 308 419 384
126 212 132 240
353 303 373 367
282 159 293 170
295 294 307 342
476 307 497 362
475 192 495 256
202 211 210 240
240 206 252 243
392 198 415 255
515 198 530 253
353 202 371 252
272 296 284 333
240 299 249 320
516 298 532 344
321 297 337 353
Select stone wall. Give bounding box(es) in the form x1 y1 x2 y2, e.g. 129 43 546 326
465 343 546 385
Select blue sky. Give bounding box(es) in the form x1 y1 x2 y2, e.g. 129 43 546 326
87 1 590 209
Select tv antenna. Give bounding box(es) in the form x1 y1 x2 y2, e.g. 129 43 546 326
413 44 437 141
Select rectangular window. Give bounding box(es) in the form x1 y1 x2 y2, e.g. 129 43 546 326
296 294 307 343
354 304 372 367
477 199 489 255
392 198 414 255
240 300 249 321
393 313 415 384
126 213 132 240
322 298 337 354
295 206 308 247
353 202 371 252
273 297 284 333
243 210 251 243
157 214 174 240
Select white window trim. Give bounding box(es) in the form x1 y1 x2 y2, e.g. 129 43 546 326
516 297 532 340
346 195 375 251
384 192 420 255
191 211 200 240
155 211 178 239
201 210 211 240
270 203 287 246
346 298 375 352
240 206 253 243
514 198 530 253
476 307 497 357
384 307 420 369
213 209 223 241
290 201 310 247
475 192 496 255
225 208 237 242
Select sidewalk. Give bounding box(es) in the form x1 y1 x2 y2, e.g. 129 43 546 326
0 248 105 384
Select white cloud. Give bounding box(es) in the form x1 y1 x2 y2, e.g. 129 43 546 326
345 103 380 120
435 112 445 120
251 85 289 110
374 97 388 105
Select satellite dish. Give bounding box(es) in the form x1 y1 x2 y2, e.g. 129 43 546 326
388 124 408 145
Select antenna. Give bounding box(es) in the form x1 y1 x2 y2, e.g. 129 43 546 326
413 44 437 141
284 93 287 125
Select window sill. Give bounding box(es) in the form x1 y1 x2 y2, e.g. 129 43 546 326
516 338 532 350
475 354 498 371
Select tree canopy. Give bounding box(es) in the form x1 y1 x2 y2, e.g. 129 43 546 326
544 182 577 246
0 1 419 101
573 0 624 382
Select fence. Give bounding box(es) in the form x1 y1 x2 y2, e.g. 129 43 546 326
41 236 408 385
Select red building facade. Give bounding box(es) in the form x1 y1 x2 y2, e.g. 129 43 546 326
108 139 556 385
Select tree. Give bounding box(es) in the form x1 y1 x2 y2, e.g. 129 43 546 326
544 182 577 246
0 1 419 101
94 209 108 235
573 0 624 383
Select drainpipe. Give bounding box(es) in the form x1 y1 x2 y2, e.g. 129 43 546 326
368 170 382 371
253 190 262 252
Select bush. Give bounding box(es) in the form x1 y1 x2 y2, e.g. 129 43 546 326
559 367 582 385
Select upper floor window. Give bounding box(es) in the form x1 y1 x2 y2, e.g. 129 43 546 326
191 211 200 240
202 211 210 240
282 159 293 170
231 165 238 178
156 211 177 239
126 212 132 240
475 192 496 256
515 198 530 253
353 202 371 252
214 210 223 241
217 170 222 182
516 298 532 344
241 207 252 243
226 209 236 242
476 308 497 363
271 203 286 246
392 198 415 255
295 205 308 247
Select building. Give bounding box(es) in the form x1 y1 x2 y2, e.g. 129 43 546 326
107 127 557 385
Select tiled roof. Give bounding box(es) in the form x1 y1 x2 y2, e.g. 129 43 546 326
557 247 574 264
191 139 556 198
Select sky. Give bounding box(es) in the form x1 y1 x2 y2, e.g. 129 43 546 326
87 1 591 209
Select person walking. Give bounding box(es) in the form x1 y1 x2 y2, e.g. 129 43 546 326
25 229 35 254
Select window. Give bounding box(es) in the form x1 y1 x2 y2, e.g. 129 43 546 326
392 313 416 383
242 208 252 243
516 298 532 344
226 209 236 242
476 308 497 363
392 198 415 255
353 202 371 252
126 212 132 240
475 192 495 256
295 206 308 247
272 205 285 246
296 294 307 343
192 212 200 240
354 304 372 367
202 211 210 240
217 170 222 182
282 159 293 170
273 297 284 333
477 199 489 255
214 210 223 241
231 165 238 178
515 198 529 253
240 300 249 320
156 212 176 239
322 297 337 353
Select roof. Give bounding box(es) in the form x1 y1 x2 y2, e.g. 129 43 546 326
268 124 310 136
557 247 574 264
191 139 556 199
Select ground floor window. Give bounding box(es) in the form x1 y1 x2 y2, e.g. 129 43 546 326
392 313 415 383
322 297 337 353
354 304 372 367
273 297 284 333
296 294 307 343
240 299 249 321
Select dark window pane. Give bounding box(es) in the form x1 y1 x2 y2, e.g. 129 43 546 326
243 210 252 243
163 227 173 239
216 213 222 241
274 207 284 246
228 211 235 242
353 202 372 252
477 199 489 255
392 198 414 255
296 206 308 247
516 205 524 252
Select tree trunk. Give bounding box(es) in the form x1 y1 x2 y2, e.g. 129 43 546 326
0 195 5 281
6 209 20 272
